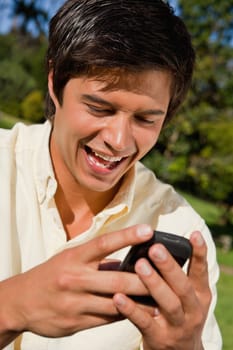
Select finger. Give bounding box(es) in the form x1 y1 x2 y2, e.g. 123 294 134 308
81 224 153 262
135 257 185 326
78 293 121 316
113 293 156 333
188 232 212 312
67 269 149 296
188 231 209 291
148 244 199 315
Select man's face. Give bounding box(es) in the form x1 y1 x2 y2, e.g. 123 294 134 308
49 70 171 193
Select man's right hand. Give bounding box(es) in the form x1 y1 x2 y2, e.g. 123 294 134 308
0 224 153 347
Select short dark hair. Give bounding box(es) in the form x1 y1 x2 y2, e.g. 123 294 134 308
46 0 195 121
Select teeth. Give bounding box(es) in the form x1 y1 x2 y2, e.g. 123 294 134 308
94 151 122 162
89 155 109 168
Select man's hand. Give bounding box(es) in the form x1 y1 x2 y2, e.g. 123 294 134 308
113 231 211 350
0 224 154 348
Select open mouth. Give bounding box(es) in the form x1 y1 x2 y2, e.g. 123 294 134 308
85 146 125 170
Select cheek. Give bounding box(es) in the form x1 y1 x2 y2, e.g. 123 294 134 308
137 129 161 155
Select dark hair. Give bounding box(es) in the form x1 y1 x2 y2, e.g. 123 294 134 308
46 0 195 122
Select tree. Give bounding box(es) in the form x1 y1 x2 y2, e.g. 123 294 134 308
143 0 233 225
12 0 48 36
0 32 47 117
21 90 44 123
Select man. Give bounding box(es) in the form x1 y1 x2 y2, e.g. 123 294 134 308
0 0 222 349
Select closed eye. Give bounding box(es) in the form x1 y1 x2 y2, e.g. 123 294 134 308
135 115 156 125
85 104 114 115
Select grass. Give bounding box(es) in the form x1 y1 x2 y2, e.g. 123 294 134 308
178 190 224 226
217 248 233 266
216 269 233 350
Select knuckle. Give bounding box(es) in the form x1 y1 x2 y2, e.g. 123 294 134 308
56 272 74 291
169 299 182 315
56 269 85 292
179 280 193 298
96 235 109 253
167 299 182 317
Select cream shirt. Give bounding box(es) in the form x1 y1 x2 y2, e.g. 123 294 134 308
0 121 222 350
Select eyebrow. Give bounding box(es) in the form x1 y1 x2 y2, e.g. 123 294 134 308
82 94 113 108
82 93 166 116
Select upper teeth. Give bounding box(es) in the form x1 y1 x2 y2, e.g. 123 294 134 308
94 151 122 162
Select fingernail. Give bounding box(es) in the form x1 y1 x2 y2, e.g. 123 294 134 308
136 225 152 238
115 294 126 307
151 245 167 261
193 231 204 246
137 260 152 276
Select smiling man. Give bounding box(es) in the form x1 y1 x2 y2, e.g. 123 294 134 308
49 70 171 238
0 1 222 350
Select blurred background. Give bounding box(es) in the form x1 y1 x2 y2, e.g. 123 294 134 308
0 0 232 348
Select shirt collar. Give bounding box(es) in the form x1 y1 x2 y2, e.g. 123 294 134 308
104 165 136 214
34 121 56 204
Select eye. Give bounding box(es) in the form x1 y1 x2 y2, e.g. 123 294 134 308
86 104 114 115
135 115 156 125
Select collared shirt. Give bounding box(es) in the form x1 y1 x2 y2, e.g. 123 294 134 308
0 121 222 350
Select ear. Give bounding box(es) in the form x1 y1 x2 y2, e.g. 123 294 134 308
48 70 59 108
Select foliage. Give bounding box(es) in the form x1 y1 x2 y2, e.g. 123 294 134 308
143 0 233 225
0 111 23 129
0 31 47 118
21 90 45 123
13 0 48 36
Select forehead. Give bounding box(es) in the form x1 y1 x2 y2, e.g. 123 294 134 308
85 68 172 98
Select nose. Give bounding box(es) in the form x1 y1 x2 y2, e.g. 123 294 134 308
101 114 135 154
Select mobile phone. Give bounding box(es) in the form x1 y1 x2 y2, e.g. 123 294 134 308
119 230 192 306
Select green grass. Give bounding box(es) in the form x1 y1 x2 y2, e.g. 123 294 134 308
217 248 233 266
216 271 233 350
215 249 233 350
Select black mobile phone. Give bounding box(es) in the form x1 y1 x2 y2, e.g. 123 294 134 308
119 230 192 306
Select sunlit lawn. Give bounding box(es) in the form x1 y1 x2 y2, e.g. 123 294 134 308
216 249 233 346
216 268 233 350
178 190 225 228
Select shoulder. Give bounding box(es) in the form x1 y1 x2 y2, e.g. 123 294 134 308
134 162 206 238
0 121 52 153
135 161 186 208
